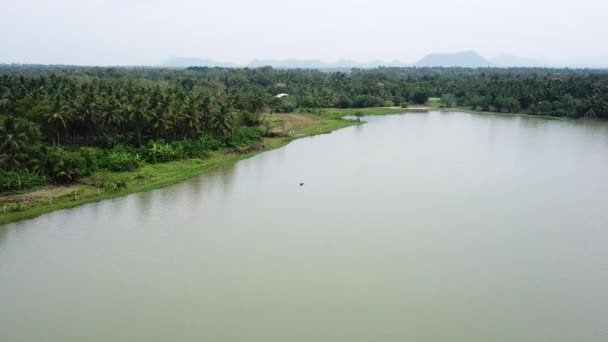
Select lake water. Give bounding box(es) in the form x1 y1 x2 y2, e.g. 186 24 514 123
2 111 608 342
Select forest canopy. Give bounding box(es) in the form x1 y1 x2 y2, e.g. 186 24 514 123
1 65 607 192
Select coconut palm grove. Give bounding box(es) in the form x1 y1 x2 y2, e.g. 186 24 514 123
1 64 607 193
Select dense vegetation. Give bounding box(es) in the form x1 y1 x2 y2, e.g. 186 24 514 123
1 65 607 193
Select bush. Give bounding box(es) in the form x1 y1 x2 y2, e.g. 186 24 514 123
337 95 353 108
352 95 385 108
273 97 297 113
0 170 47 193
79 147 106 174
229 127 263 147
240 110 261 127
45 148 88 183
171 137 222 159
411 90 430 105
100 175 130 192
145 140 177 164
107 149 143 172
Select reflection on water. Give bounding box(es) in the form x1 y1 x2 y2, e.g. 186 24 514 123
1 112 608 342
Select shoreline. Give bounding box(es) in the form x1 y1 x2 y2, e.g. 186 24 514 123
410 106 608 123
0 112 362 225
3 106 601 226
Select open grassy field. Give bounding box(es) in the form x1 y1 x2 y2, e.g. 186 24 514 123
309 107 407 119
427 97 442 108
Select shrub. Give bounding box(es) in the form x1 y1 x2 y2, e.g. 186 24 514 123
336 96 353 108
45 148 87 183
107 150 143 172
171 138 221 159
145 140 177 164
134 166 153 184
352 95 385 108
240 110 261 127
0 170 47 193
229 127 263 147
273 97 297 113
79 147 106 174
198 135 224 151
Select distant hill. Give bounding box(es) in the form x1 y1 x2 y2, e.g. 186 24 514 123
248 59 410 69
415 51 493 68
162 57 409 69
162 52 608 70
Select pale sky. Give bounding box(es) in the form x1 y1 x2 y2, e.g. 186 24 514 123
1 0 607 66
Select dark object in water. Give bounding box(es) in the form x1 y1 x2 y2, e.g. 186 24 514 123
299 183 304 186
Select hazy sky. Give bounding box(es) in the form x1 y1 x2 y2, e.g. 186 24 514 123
2 0 607 65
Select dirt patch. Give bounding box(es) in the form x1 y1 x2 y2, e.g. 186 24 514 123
0 184 90 205
277 113 321 125
271 113 322 135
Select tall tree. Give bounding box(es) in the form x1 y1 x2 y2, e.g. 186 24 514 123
211 98 238 137
45 98 71 146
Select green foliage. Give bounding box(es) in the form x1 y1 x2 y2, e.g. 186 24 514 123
229 127 263 147
411 89 431 105
273 97 297 113
79 147 105 173
2 64 608 188
336 95 353 108
352 95 385 108
173 136 223 158
441 94 457 108
106 148 143 172
197 135 224 151
135 165 153 184
0 170 46 193
0 116 40 171
146 140 177 164
44 148 87 183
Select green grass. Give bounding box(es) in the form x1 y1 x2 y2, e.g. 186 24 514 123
297 117 355 135
311 107 406 119
427 97 442 108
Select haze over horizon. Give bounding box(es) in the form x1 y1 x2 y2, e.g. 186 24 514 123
2 0 608 66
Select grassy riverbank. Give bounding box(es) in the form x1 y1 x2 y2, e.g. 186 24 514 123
311 107 407 119
0 113 354 225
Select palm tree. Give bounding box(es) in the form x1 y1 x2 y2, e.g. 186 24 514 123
127 95 151 146
45 98 71 146
249 90 268 114
0 86 12 113
0 116 30 170
167 104 182 141
149 108 173 140
74 93 98 145
180 95 201 139
101 97 124 132
211 99 238 137
199 95 214 133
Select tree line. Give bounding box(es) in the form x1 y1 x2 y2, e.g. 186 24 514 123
1 65 607 192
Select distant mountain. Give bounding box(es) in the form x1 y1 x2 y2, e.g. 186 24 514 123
162 53 608 70
491 54 544 67
415 51 493 68
162 57 409 69
161 57 238 68
247 59 409 69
